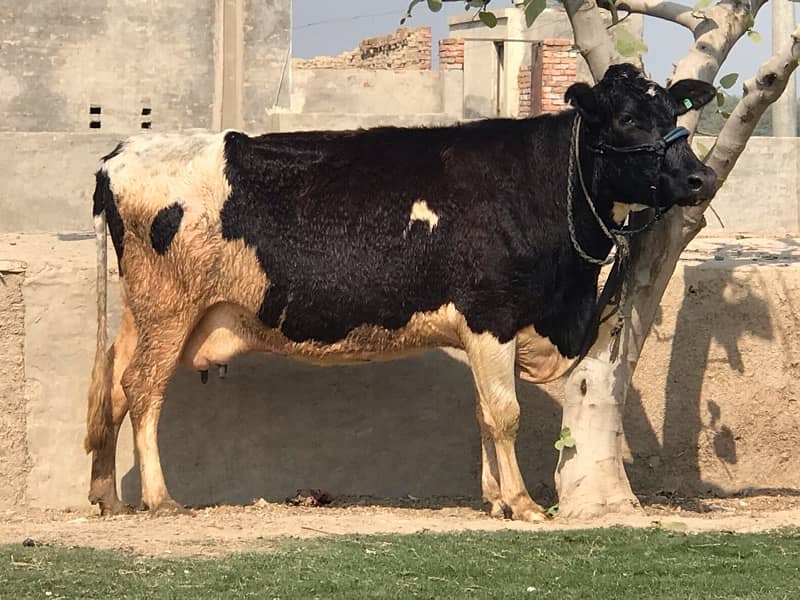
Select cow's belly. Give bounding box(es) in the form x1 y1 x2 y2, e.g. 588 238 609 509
180 301 464 369
514 326 574 383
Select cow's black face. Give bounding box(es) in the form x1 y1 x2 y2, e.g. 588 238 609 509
565 64 717 210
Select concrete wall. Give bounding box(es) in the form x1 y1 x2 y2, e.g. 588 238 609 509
290 69 462 116
241 0 292 130
695 136 800 233
2 234 799 509
0 133 123 233
0 0 290 134
0 1 218 133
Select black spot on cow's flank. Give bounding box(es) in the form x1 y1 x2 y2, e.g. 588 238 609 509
150 203 184 255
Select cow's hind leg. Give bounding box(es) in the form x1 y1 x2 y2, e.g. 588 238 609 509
89 306 137 516
466 332 545 522
121 316 196 516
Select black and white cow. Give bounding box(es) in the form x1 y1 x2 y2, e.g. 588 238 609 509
85 64 716 520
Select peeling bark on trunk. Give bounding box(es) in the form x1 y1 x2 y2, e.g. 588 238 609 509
555 0 796 518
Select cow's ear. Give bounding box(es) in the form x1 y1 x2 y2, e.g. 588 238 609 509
565 82 600 125
668 79 716 115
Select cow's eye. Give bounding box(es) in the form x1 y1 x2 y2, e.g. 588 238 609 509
619 115 636 127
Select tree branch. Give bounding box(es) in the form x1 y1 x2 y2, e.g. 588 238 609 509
683 24 800 233
615 0 704 31
563 0 621 80
671 0 770 131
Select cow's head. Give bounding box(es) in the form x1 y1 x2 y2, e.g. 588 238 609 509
565 64 717 211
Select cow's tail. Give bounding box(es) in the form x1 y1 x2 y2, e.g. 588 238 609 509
84 169 113 454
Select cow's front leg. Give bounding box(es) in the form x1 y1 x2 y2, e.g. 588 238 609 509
475 390 504 518
465 332 545 523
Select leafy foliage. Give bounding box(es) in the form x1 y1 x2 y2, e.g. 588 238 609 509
615 28 649 57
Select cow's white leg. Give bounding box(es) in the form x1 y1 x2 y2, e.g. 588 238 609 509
121 318 193 515
465 332 545 522
89 306 137 516
475 390 504 518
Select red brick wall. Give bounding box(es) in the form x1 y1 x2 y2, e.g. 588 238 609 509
438 38 464 70
295 27 432 70
518 66 533 116
519 39 578 117
541 39 577 113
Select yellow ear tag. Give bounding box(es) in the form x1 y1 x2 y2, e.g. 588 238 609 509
683 98 693 110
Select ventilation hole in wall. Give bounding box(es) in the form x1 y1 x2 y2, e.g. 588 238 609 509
141 121 152 129
89 120 102 129
141 107 152 116
89 105 102 115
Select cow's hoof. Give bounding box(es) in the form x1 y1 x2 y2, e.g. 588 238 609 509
513 507 547 523
149 499 193 518
486 501 512 519
99 500 135 517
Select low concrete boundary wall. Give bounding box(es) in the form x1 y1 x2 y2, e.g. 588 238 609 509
694 136 800 233
1 234 798 510
290 69 463 117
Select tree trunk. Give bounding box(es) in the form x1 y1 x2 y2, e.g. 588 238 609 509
555 0 793 518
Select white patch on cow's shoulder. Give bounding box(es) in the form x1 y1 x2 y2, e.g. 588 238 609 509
405 200 439 236
646 85 657 97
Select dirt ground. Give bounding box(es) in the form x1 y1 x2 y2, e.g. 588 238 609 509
2 494 799 558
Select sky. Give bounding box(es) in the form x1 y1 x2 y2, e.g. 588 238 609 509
292 0 799 94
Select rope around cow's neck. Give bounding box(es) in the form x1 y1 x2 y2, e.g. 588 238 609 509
564 114 629 370
566 114 618 266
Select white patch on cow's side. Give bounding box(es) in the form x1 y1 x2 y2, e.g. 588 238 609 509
646 85 657 97
405 200 440 236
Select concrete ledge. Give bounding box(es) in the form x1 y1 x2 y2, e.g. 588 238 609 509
1 233 799 509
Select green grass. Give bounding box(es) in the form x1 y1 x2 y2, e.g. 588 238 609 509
2 528 800 599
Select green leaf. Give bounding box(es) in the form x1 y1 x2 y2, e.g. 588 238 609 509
427 0 443 12
615 28 648 57
478 10 498 27
695 141 709 160
692 0 713 9
555 427 576 451
719 72 738 89
544 504 559 518
747 30 762 43
716 90 725 107
743 13 755 29
720 110 731 118
524 0 547 27
466 0 486 7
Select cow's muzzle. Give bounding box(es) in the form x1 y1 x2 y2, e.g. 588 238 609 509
684 167 717 205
